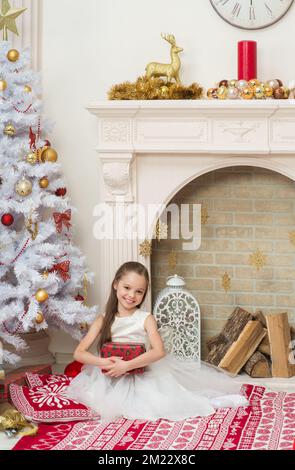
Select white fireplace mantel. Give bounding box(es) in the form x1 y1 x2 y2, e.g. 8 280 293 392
87 100 295 306
87 100 295 155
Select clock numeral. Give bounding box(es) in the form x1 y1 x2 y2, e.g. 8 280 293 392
215 0 230 6
264 3 273 17
249 6 256 20
232 2 241 18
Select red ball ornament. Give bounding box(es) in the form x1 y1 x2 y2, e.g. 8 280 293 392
55 187 67 197
75 294 84 302
1 213 14 226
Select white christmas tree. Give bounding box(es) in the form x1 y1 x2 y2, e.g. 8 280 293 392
0 3 97 367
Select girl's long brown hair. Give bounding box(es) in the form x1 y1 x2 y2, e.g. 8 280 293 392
97 262 149 352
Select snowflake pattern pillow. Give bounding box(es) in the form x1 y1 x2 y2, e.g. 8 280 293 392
9 379 100 423
25 372 70 388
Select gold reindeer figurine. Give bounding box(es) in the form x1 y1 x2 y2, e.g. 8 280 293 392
145 33 183 85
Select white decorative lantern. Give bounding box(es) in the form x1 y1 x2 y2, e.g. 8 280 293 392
153 275 201 363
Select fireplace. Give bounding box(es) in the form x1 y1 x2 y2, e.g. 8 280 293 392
87 100 295 346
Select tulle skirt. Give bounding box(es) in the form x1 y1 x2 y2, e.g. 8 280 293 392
61 355 249 422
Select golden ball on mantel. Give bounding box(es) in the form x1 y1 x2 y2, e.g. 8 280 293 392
207 87 217 99
0 79 7 92
35 311 44 324
228 79 237 88
281 86 290 99
216 85 228 99
254 85 265 99
41 147 58 163
24 85 32 93
7 49 20 62
35 289 49 303
160 85 169 98
241 87 254 100
248 78 260 88
264 85 274 97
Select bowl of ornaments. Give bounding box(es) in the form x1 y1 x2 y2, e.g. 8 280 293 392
206 79 295 100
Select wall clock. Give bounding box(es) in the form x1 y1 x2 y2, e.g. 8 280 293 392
210 0 294 30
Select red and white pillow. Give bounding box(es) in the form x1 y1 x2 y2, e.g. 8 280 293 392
9 372 100 423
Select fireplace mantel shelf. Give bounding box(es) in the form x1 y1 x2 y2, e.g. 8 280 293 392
87 100 295 155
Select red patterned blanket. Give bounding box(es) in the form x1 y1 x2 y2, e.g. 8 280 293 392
12 384 295 451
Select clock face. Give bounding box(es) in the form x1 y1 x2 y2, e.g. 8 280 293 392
210 0 294 30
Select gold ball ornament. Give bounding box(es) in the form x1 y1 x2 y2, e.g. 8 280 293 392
15 177 32 197
0 79 7 91
264 86 273 98
228 79 237 88
217 85 228 100
41 147 58 163
160 86 169 98
207 88 218 99
249 79 260 88
25 151 38 165
259 82 266 92
35 312 44 324
39 177 49 189
241 87 254 100
7 49 20 62
254 85 265 99
281 86 290 99
4 123 16 136
35 289 49 303
24 85 32 93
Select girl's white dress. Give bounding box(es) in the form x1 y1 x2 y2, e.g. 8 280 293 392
62 309 249 422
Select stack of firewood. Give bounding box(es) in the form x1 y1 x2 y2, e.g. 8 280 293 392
206 307 295 378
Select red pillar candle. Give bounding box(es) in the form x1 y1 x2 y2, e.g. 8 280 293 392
238 40 257 81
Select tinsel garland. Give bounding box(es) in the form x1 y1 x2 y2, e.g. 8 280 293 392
108 76 203 100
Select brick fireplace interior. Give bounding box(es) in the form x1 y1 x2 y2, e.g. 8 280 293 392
151 166 295 359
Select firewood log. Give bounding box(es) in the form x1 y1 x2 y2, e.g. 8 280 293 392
266 312 295 378
258 330 270 356
206 307 253 366
253 310 267 328
218 321 266 376
244 351 271 378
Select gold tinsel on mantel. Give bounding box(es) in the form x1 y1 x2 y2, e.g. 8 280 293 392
108 76 203 101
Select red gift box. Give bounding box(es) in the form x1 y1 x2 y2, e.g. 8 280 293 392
0 364 52 402
100 342 146 375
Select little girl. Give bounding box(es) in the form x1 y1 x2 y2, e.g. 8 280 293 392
63 261 248 422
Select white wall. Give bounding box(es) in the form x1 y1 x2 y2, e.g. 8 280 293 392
40 0 295 359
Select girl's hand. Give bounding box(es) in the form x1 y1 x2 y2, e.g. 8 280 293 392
103 358 128 377
99 357 120 368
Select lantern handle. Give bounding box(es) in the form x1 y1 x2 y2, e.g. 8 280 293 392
166 274 186 287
